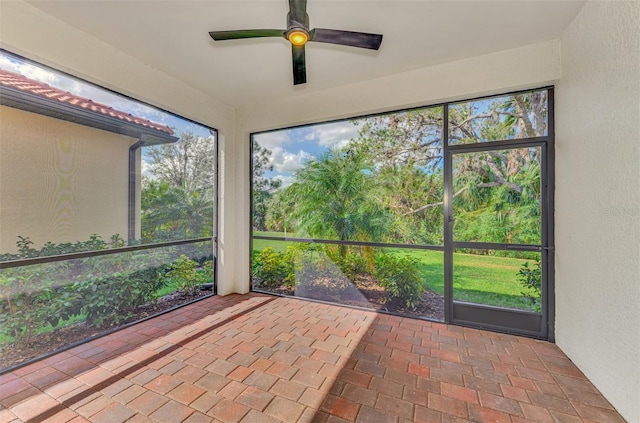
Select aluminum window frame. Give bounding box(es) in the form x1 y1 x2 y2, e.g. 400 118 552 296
249 86 555 340
0 49 220 278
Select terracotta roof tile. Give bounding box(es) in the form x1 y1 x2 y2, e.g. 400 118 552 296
0 68 174 135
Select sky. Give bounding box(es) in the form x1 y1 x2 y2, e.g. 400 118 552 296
0 50 214 176
253 119 364 188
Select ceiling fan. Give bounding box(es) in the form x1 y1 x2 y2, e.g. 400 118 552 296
209 0 383 85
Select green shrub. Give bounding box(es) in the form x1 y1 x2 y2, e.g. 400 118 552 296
199 260 214 284
0 235 212 339
282 245 303 287
517 257 542 312
324 246 369 280
0 263 82 343
69 245 171 328
0 266 50 343
253 247 288 287
374 253 424 309
74 259 168 328
166 255 203 293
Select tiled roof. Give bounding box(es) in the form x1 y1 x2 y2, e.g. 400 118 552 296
0 68 174 135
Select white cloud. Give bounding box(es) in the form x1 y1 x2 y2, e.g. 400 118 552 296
273 174 295 189
270 147 311 173
0 54 60 87
141 159 154 178
0 51 172 125
307 120 363 148
254 130 291 150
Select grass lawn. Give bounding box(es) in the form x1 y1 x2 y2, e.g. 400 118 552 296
252 233 539 311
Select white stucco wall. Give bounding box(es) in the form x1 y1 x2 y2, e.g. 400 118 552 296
555 2 640 421
241 40 562 133
0 106 137 253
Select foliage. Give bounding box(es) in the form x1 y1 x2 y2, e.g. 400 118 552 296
253 238 542 311
373 253 424 309
166 255 202 293
252 243 425 311
253 140 282 231
141 179 214 243
517 257 542 312
255 92 547 251
452 148 541 250
75 266 166 328
376 166 444 245
0 264 76 343
0 235 215 344
200 260 214 285
146 130 215 192
324 245 369 281
264 189 297 234
447 93 546 250
252 247 289 288
0 130 218 344
0 234 119 262
253 244 343 289
351 108 444 171
288 148 389 256
250 91 549 316
141 129 215 243
0 234 122 342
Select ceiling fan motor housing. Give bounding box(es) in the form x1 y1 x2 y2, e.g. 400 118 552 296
287 11 309 30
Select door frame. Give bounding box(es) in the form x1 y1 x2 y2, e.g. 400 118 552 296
443 88 555 340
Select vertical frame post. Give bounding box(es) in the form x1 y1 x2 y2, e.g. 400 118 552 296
443 104 454 323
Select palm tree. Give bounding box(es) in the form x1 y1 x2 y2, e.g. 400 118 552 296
141 179 213 242
289 148 389 257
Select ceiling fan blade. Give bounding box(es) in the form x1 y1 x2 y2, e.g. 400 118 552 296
292 44 307 85
288 0 308 26
209 29 285 41
310 28 383 50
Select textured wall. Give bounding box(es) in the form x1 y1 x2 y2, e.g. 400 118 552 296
555 2 640 421
0 106 136 253
241 40 562 133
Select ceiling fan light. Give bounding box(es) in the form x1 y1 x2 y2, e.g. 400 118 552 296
287 29 309 46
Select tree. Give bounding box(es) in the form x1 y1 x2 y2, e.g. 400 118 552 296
265 188 297 234
332 92 547 247
252 140 281 231
449 91 546 191
146 130 215 192
142 130 215 242
449 92 546 247
349 108 444 244
256 91 547 249
141 179 213 242
288 148 389 257
351 108 444 171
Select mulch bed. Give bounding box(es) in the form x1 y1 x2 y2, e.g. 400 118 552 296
255 274 445 321
0 288 212 371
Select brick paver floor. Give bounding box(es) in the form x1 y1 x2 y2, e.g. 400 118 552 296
0 293 626 422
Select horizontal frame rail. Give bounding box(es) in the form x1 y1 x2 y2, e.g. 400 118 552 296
252 236 444 251
0 237 214 270
447 137 549 153
452 241 546 251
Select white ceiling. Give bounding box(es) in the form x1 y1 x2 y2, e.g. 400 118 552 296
28 1 585 108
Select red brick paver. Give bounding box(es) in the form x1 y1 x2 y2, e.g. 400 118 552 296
0 293 626 422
